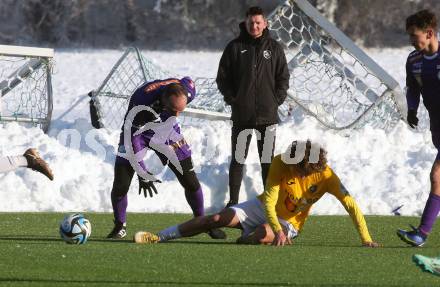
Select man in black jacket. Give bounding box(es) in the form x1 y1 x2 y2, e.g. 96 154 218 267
216 6 290 207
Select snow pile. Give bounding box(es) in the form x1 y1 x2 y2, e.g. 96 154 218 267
0 48 434 216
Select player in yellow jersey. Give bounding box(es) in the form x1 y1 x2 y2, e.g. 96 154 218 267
134 140 380 247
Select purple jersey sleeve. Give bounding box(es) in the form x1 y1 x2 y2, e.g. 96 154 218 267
405 56 421 111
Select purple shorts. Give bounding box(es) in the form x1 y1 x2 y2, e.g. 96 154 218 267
115 131 192 167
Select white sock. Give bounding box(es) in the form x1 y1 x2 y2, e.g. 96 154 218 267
0 156 28 173
157 225 181 242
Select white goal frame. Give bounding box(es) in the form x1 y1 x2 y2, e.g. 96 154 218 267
289 0 406 121
0 45 54 132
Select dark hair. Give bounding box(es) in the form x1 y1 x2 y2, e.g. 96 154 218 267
163 82 187 98
406 9 437 31
289 140 327 175
246 6 265 18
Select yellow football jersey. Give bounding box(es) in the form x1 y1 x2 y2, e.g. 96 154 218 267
258 155 372 244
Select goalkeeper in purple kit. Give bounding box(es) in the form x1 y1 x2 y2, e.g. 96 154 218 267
106 76 225 240
397 10 440 247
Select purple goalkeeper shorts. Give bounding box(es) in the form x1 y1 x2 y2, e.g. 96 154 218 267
115 131 192 167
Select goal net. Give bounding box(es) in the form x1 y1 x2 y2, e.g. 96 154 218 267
89 0 406 131
0 45 54 132
269 0 405 130
89 48 230 130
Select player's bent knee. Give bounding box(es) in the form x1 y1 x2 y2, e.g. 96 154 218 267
206 210 236 228
255 224 274 244
206 214 222 227
111 183 130 197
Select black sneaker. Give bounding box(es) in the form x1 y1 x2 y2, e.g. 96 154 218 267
106 222 127 239
207 228 227 239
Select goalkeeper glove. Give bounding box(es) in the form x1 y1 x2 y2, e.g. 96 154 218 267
138 175 161 198
407 109 418 129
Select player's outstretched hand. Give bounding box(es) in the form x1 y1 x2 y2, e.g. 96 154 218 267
272 230 292 247
138 175 161 198
362 241 382 248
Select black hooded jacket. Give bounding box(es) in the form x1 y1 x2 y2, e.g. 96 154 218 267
216 22 290 126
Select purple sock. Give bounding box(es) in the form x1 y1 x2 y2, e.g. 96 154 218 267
111 194 128 224
419 193 440 235
185 187 204 217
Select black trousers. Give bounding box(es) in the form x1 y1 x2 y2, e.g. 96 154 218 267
228 124 276 205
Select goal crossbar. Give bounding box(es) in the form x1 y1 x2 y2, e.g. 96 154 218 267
0 45 54 58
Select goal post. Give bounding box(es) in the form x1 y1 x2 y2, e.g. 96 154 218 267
0 44 54 133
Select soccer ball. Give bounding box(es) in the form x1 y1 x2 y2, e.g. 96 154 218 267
59 213 92 244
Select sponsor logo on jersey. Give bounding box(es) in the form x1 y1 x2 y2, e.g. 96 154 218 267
285 196 318 213
263 50 272 59
287 180 295 185
413 62 422 68
240 49 248 54
286 192 300 203
170 139 188 151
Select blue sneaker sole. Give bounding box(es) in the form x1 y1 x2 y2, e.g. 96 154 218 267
396 230 424 247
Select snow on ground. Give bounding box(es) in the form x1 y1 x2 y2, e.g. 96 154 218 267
0 47 434 217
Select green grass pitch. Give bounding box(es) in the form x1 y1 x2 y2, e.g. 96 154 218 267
0 213 439 286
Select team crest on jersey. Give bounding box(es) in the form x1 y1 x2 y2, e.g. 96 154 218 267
308 185 317 193
263 50 272 59
287 193 300 203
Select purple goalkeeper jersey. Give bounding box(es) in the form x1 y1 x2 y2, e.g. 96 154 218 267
406 47 440 130
116 77 196 171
